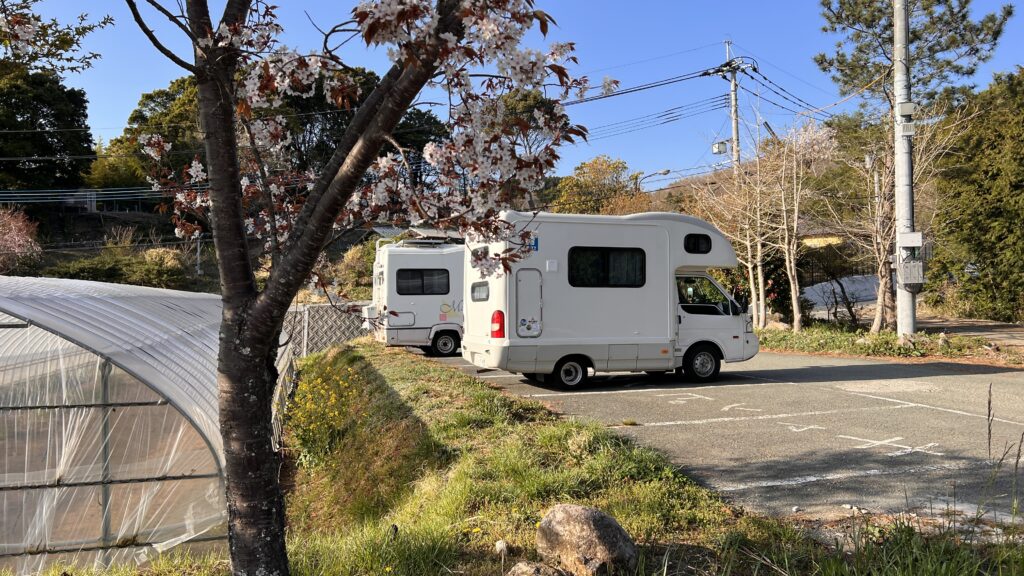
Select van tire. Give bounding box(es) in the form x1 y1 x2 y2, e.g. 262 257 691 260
552 357 591 389
682 344 721 382
430 332 460 357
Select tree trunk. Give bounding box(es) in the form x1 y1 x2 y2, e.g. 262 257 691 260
755 240 767 328
194 54 290 575
218 334 289 576
786 253 802 332
870 259 891 333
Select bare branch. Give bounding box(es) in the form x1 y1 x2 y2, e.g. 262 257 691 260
125 0 198 73
143 0 197 41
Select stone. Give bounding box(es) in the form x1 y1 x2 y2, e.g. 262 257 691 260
536 504 637 576
495 539 510 557
506 561 568 576
791 506 801 513
764 320 791 331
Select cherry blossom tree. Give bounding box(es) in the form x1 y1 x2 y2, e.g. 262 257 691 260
6 1 590 573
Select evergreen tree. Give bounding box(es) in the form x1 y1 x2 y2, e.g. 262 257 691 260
931 68 1024 322
0 60 92 189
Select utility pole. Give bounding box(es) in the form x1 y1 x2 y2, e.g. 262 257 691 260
726 41 741 177
893 0 922 338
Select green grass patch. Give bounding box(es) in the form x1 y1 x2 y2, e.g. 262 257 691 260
758 322 1022 364
32 338 1024 575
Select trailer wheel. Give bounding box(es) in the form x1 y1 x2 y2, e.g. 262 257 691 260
682 344 721 382
553 357 590 388
430 332 460 357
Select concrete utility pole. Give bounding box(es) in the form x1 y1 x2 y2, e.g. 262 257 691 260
726 41 741 177
893 0 922 338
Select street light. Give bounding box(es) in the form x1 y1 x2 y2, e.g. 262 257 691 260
636 169 671 193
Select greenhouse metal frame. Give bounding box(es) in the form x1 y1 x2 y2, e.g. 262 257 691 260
0 276 292 574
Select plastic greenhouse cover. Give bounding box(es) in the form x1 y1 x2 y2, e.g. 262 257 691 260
0 278 295 574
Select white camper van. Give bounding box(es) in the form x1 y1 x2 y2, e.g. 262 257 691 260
363 239 465 356
461 211 758 386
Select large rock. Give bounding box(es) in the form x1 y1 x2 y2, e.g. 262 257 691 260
536 504 637 576
506 562 568 576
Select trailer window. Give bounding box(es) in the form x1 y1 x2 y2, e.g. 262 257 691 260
684 234 712 254
568 247 646 288
396 269 450 295
471 281 489 302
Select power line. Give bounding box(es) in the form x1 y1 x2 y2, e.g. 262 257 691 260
738 85 820 119
562 66 721 106
585 94 728 132
741 68 833 119
584 104 728 141
579 42 722 75
730 43 835 97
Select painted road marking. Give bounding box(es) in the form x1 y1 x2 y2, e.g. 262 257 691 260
838 435 945 456
722 403 763 412
661 392 714 405
778 422 826 432
843 391 1024 427
717 461 981 491
640 404 913 426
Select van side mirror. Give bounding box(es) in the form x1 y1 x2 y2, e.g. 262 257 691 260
734 295 749 315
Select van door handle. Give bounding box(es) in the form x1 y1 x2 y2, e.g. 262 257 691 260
677 315 681 323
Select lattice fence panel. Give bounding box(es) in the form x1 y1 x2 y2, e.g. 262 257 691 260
283 302 370 356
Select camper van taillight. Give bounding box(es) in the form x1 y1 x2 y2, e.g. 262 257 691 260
490 310 505 338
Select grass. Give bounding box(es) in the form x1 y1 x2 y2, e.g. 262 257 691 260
758 322 1024 365
24 338 1024 575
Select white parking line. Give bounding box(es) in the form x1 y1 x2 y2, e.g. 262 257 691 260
526 379 794 398
640 403 913 426
717 460 982 492
844 391 1024 427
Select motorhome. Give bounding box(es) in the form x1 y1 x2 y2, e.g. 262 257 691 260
461 211 758 386
363 238 464 356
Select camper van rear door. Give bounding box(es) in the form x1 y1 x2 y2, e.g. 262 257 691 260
516 269 543 338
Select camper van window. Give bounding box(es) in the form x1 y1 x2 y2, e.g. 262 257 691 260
568 247 646 288
471 281 489 302
677 276 730 315
684 234 712 254
396 269 450 295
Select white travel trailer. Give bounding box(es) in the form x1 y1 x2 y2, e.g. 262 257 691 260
461 211 758 387
363 239 465 356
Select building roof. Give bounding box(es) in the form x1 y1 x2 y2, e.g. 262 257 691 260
0 276 225 467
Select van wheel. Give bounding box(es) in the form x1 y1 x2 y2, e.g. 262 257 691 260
430 332 460 357
682 344 721 382
553 357 590 388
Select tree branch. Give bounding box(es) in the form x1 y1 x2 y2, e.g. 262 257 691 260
143 0 197 41
125 0 198 73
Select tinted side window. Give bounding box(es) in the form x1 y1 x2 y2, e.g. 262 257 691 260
568 247 645 288
684 234 712 254
471 281 489 302
396 269 450 295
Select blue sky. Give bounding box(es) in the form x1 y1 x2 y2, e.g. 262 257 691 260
39 1 1022 187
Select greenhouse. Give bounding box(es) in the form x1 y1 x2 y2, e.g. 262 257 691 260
0 276 292 574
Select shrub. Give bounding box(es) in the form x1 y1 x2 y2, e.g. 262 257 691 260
332 236 378 301
44 249 189 290
0 207 41 274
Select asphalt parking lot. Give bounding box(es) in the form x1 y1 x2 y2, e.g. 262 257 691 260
433 351 1024 524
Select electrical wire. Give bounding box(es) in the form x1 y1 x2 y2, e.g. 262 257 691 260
562 66 721 106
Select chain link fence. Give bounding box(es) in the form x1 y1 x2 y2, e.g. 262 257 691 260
283 302 371 357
